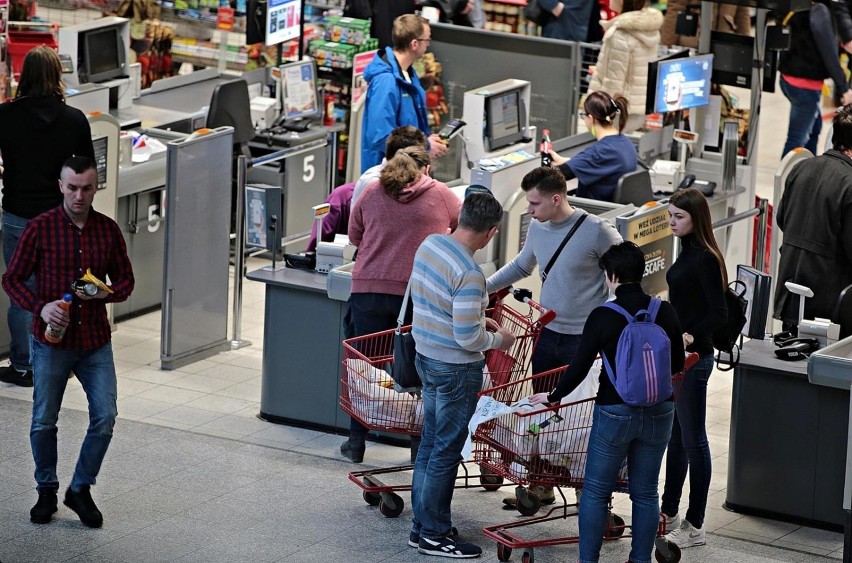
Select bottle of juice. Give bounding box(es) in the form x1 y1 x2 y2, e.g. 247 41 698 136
44 294 73 344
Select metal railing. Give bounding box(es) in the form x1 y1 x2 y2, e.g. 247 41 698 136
712 197 770 273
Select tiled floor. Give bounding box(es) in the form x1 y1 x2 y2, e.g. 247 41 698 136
0 84 847 561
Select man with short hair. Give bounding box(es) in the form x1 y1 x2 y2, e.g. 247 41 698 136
3 156 134 528
352 125 428 207
408 192 515 558
487 166 622 508
775 105 852 328
360 14 448 173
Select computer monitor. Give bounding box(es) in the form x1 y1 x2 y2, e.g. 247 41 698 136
83 25 127 83
206 79 255 145
266 0 303 46
650 53 713 115
280 59 321 122
485 88 524 151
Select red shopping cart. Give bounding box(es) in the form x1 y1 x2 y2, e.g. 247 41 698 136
340 289 556 517
475 354 698 563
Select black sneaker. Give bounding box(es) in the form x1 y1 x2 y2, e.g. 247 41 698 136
64 486 103 528
410 528 458 548
418 535 482 558
0 365 33 388
340 437 365 463
30 489 58 524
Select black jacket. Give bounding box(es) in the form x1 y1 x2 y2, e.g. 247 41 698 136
547 283 684 405
775 150 852 324
0 95 94 219
779 2 848 97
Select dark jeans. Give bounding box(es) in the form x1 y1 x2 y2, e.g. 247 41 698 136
348 292 412 437
531 327 581 393
2 211 34 371
780 77 822 158
31 341 117 491
579 402 675 563
661 354 714 529
411 353 484 540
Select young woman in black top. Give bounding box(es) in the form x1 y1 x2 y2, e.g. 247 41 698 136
661 188 728 549
531 242 684 563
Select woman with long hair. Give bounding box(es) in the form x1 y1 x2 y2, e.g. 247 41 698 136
588 0 663 133
661 187 728 549
548 91 637 202
0 46 94 388
341 145 462 464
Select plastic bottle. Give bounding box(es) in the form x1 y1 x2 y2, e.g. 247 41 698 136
540 129 553 167
44 294 73 344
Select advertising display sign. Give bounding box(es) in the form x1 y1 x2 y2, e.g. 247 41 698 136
266 0 302 46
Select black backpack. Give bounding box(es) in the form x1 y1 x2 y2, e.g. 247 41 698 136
713 280 748 371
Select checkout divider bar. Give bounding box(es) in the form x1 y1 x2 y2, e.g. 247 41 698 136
711 197 769 272
230 139 329 348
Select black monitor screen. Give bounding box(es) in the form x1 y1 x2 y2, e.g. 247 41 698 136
85 27 124 83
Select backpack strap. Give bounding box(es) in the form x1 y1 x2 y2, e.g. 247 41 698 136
646 297 661 322
603 301 632 321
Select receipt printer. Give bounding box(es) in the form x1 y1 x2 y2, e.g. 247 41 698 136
316 235 356 274
250 97 278 130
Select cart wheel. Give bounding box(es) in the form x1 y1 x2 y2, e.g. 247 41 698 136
479 469 504 492
521 548 535 563
516 490 541 517
362 490 381 506
654 540 682 563
604 512 626 539
378 492 404 518
497 543 512 562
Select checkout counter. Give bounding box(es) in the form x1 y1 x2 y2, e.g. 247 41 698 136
725 339 848 530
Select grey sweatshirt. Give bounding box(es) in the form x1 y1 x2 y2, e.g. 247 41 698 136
486 209 623 334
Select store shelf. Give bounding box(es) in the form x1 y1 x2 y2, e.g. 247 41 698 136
171 53 246 72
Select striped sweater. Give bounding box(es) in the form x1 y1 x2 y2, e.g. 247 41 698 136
410 234 502 364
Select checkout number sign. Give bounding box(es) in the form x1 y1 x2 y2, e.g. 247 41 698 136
620 206 673 297
284 145 326 212
146 190 166 233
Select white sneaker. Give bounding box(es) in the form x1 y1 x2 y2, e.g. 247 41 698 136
665 519 706 548
663 512 681 533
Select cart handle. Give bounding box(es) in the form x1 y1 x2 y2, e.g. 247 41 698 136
508 287 557 327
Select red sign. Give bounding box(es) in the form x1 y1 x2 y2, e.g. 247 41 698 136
217 7 235 31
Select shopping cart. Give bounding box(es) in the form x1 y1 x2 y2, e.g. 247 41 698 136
340 289 556 517
476 353 698 563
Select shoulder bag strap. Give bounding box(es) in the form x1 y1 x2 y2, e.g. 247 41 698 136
396 277 412 335
541 213 587 282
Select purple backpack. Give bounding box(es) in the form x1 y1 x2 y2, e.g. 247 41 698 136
602 298 672 407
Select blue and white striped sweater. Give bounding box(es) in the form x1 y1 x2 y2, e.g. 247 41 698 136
411 234 501 364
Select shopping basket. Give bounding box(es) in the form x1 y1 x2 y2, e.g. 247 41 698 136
477 353 698 563
340 289 556 517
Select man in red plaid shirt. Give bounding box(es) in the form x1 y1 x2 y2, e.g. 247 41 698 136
2 156 134 528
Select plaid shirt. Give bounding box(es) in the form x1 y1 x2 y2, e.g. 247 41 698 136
2 205 134 350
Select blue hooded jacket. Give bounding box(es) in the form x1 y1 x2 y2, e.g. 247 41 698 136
360 46 430 172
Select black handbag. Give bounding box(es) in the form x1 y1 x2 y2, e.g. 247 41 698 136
391 279 421 389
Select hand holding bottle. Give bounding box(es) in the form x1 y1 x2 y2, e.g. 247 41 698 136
43 294 73 343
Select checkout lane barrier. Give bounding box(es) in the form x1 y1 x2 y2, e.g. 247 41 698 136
230 139 329 349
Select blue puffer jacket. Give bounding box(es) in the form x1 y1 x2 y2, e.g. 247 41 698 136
361 46 430 172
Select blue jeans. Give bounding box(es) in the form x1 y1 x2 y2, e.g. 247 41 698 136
531 328 581 393
31 341 117 492
2 212 34 371
410 353 484 540
780 77 822 158
661 354 713 529
579 401 675 563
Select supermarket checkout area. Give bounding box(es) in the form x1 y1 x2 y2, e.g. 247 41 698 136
247 79 749 431
63 60 341 320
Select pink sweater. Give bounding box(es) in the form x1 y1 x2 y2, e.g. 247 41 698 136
348 175 461 295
